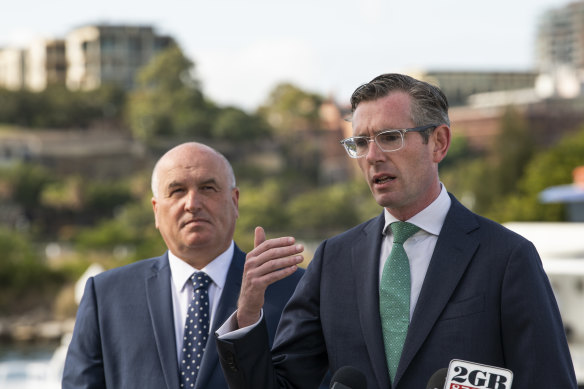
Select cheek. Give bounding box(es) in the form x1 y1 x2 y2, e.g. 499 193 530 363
357 160 369 178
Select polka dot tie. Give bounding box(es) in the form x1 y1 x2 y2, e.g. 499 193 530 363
179 272 212 388
379 221 420 383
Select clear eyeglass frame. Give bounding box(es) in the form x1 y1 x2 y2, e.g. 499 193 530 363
339 124 438 158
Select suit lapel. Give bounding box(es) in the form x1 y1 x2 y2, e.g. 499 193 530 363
395 196 480 385
145 254 180 389
195 245 244 389
353 214 392 389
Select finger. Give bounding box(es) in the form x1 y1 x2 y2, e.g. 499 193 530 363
246 241 303 268
258 254 304 274
254 226 266 248
255 263 300 286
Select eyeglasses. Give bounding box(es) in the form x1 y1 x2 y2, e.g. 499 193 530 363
339 124 438 158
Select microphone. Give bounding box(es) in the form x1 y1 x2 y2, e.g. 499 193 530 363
329 366 367 389
426 367 447 389
444 359 513 389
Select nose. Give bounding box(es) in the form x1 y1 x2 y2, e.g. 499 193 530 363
184 190 202 212
365 138 385 163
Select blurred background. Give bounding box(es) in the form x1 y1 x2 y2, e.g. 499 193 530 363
2 0 584 387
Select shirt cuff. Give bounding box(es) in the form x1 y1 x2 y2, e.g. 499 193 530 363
216 309 264 340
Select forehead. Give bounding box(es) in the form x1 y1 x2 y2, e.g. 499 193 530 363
352 92 413 135
157 147 228 187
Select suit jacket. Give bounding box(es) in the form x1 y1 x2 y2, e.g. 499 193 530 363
216 194 577 389
62 244 303 389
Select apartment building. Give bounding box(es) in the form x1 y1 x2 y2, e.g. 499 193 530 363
536 1 584 72
415 70 538 107
0 24 174 91
66 24 174 90
26 38 67 91
0 48 25 90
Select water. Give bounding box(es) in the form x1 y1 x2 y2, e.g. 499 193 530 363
0 341 65 389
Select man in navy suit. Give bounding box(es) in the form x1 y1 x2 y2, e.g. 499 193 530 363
215 74 577 388
62 142 303 389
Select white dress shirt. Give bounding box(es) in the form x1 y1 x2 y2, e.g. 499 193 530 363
380 184 451 319
168 241 234 361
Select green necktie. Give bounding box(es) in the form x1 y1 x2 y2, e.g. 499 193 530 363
379 221 420 383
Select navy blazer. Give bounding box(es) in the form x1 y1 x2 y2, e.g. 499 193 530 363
217 195 577 389
62 244 303 389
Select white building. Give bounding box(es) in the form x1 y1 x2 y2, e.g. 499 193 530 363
66 24 174 91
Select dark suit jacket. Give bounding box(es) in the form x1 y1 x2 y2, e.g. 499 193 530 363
216 195 577 389
62 244 303 389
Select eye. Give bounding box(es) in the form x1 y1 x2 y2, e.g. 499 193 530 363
169 187 185 196
201 184 219 192
377 131 401 144
352 138 369 148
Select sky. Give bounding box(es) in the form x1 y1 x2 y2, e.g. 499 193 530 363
1 0 574 111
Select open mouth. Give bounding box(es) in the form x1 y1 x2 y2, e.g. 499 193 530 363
374 175 395 184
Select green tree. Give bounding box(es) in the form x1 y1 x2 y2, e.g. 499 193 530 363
0 163 55 218
442 107 535 216
488 125 584 222
257 83 324 133
0 228 65 314
0 84 125 129
74 196 165 263
235 179 290 251
127 45 216 142
212 106 272 142
492 107 535 198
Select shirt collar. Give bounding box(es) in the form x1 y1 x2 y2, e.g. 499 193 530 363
168 241 234 292
383 184 451 237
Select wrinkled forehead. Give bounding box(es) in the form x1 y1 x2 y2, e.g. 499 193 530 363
156 146 229 187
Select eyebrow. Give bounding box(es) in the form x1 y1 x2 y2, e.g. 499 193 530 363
165 178 222 192
165 180 183 193
199 178 222 188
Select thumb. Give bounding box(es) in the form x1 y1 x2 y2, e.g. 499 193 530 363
254 226 266 248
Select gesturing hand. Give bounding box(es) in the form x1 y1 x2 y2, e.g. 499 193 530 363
236 226 304 328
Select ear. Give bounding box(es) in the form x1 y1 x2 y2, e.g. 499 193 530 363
432 124 451 163
232 187 240 219
152 197 160 229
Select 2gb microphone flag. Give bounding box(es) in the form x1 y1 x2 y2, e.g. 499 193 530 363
444 359 513 389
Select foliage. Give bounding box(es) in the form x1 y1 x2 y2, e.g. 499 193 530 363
0 84 125 128
234 177 381 252
491 108 535 198
212 106 272 142
236 179 289 234
0 228 66 314
0 163 55 215
126 45 216 141
74 196 165 262
439 133 475 171
287 182 368 238
441 106 537 217
257 82 324 133
487 125 584 222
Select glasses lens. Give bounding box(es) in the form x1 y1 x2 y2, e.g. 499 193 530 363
376 131 402 152
343 138 368 158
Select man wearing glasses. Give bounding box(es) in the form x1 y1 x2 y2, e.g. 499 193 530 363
216 73 577 389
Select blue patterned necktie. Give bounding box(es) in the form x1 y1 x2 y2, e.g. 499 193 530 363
379 221 420 383
179 271 212 388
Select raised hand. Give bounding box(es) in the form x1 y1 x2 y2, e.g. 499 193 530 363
236 226 304 328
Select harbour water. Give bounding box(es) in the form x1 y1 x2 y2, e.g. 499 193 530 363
0 338 67 389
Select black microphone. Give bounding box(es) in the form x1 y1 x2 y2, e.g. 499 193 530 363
329 366 367 389
426 368 447 389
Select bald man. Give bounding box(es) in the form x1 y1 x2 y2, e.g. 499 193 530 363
63 142 304 389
